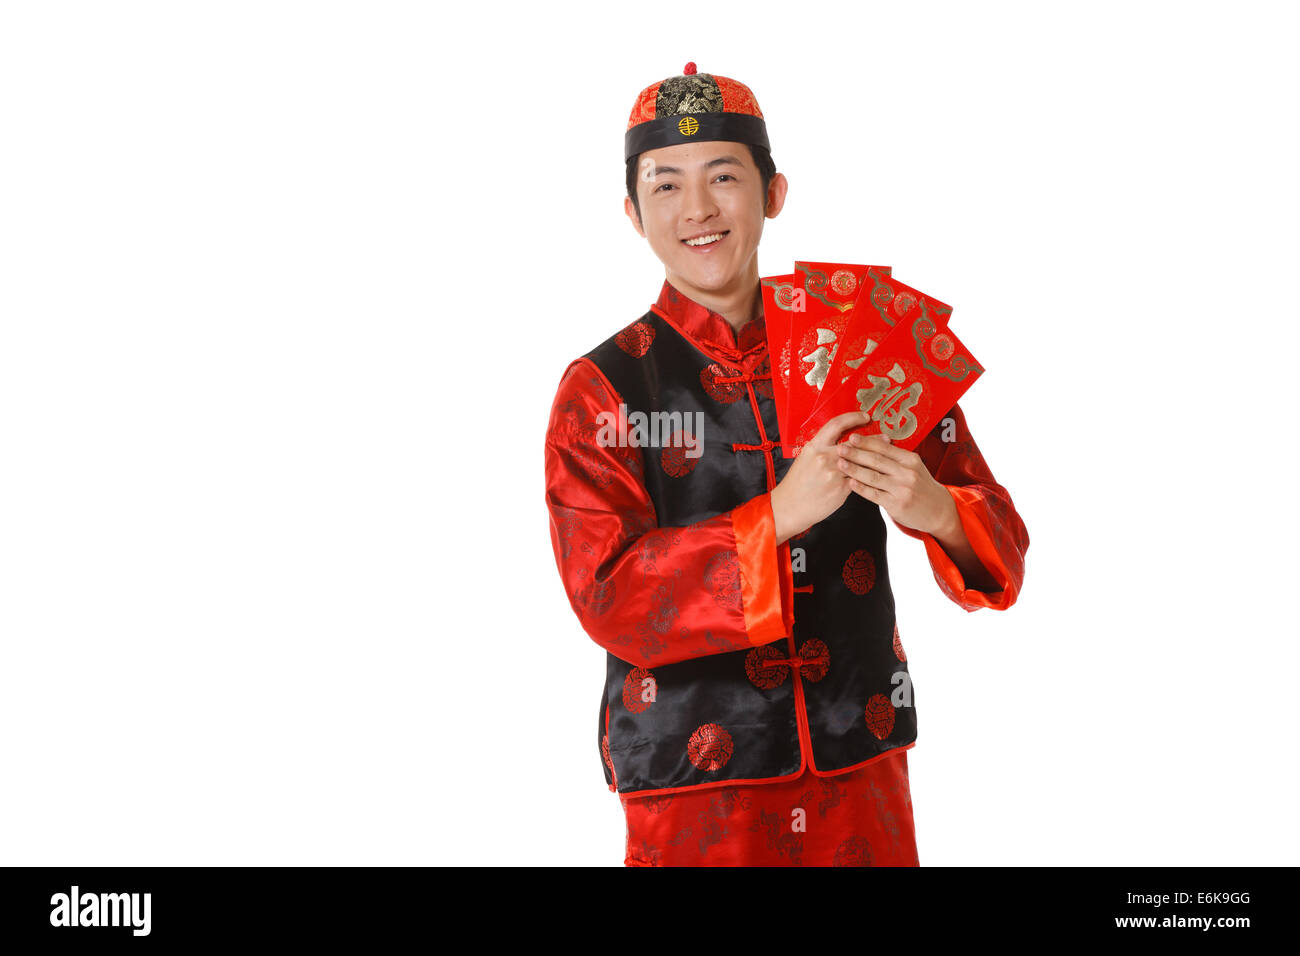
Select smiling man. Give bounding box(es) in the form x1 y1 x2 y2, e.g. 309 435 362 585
624 140 778 337
544 63 1029 866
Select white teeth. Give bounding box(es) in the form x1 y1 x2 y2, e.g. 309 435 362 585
684 233 725 246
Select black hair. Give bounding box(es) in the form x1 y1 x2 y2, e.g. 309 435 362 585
625 143 777 224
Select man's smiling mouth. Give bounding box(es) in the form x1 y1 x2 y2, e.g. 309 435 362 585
682 231 729 246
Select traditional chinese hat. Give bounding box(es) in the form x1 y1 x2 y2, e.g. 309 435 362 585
624 62 769 162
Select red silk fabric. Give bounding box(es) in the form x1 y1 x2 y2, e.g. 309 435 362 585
621 748 918 866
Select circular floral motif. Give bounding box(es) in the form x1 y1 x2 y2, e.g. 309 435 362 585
687 723 734 771
575 579 616 616
929 332 955 361
744 644 788 689
621 508 657 538
622 666 657 713
661 440 698 478
615 321 656 357
569 447 614 489
865 694 896 740
703 551 743 610
830 269 857 296
842 550 876 595
797 639 830 682
893 623 906 662
892 291 917 316
797 318 847 359
700 362 746 403
643 794 673 814
805 270 828 294
833 835 874 867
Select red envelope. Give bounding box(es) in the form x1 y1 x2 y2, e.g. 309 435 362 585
785 261 891 456
759 273 797 444
792 308 983 452
816 272 954 404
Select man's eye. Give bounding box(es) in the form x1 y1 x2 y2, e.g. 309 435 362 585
654 183 675 192
715 174 735 182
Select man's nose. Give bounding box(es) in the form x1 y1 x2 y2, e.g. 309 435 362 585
682 181 719 223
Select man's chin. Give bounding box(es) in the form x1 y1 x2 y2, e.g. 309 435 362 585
669 259 742 294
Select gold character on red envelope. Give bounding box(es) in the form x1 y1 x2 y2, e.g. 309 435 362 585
856 361 923 441
801 327 838 389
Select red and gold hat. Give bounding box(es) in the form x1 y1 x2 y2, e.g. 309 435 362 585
624 62 769 162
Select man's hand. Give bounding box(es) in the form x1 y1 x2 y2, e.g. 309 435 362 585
836 431 956 536
837 430 1000 592
770 410 872 545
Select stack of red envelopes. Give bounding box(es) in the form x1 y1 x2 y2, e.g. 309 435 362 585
760 261 984 457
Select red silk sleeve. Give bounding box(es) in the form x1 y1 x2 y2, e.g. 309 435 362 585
889 402 1030 612
545 358 793 668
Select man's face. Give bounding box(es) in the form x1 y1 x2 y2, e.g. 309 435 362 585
625 140 786 300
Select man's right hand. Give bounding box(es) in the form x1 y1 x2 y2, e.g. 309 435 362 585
770 410 872 545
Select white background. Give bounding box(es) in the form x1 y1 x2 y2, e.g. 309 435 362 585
2 0 1296 866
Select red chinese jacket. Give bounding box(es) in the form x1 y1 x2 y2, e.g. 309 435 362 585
544 280 1029 797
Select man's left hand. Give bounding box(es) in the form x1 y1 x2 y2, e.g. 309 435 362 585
835 430 957 537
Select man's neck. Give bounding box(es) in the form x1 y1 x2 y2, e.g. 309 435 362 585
665 270 761 334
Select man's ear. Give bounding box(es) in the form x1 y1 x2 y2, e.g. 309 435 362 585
764 172 789 219
624 195 646 238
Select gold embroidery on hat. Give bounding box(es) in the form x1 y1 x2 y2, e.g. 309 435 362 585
678 116 700 136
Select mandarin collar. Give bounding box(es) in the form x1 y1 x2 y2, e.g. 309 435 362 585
650 279 767 362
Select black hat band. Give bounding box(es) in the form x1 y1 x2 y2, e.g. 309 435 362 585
624 112 770 162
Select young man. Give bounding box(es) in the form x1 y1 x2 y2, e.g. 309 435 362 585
544 63 1029 866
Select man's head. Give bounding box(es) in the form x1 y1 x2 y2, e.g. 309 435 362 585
621 65 785 307
624 139 787 303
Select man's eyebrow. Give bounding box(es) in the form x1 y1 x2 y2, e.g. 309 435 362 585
650 156 745 177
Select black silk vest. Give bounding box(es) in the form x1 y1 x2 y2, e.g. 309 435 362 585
585 308 916 795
